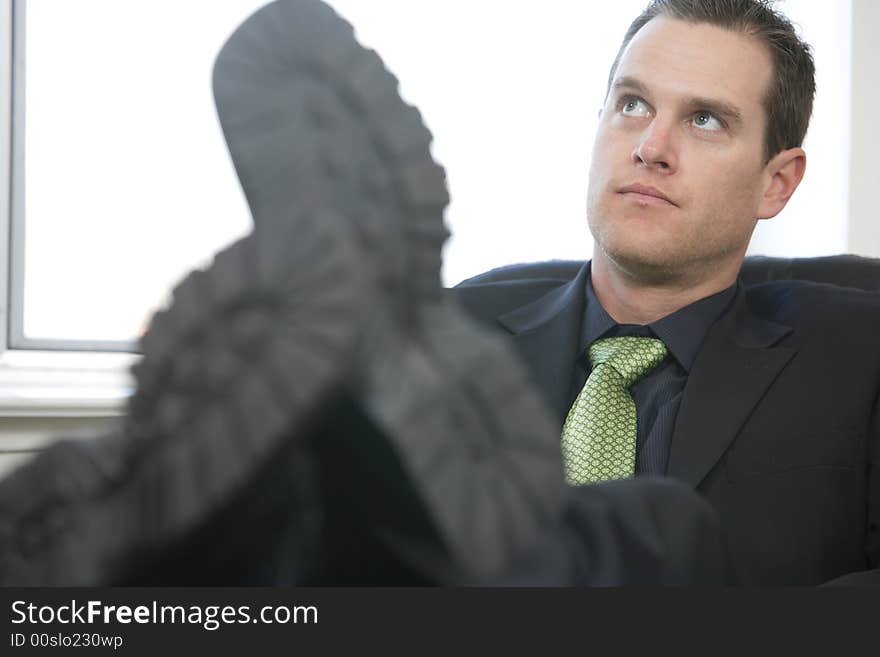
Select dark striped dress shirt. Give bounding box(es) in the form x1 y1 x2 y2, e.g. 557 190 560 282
570 276 737 475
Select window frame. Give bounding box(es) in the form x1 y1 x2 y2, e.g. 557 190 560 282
0 0 133 419
1 0 12 357
6 0 137 354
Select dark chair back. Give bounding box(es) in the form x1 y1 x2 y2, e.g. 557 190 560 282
739 255 880 290
462 255 880 292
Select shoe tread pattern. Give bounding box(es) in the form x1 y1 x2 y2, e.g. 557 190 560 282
214 0 566 579
0 0 565 584
0 174 366 586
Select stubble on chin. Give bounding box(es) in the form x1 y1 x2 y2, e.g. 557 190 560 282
586 179 697 285
588 203 721 288
594 236 691 286
591 217 747 290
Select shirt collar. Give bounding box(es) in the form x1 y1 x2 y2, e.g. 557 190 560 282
582 275 737 372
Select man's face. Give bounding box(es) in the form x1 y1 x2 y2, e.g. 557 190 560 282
587 17 774 283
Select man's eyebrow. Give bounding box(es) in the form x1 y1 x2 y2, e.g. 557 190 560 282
611 76 744 127
684 97 743 127
612 76 649 95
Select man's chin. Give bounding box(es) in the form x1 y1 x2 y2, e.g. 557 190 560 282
597 244 694 286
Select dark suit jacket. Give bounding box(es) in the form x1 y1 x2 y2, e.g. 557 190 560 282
453 260 880 586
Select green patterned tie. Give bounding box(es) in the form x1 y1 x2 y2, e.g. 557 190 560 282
561 336 668 485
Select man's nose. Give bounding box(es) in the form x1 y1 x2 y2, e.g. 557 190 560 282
632 121 677 172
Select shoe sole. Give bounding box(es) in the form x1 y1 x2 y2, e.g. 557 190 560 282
0 0 564 584
213 0 566 579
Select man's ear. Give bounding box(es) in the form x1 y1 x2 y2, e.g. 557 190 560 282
756 147 806 220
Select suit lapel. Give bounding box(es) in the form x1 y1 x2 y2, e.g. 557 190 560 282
667 284 797 488
493 269 798 487
497 263 589 425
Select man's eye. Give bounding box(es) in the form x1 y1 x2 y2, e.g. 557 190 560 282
692 111 723 131
620 97 649 117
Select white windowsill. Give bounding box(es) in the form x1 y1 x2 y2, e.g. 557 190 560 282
0 349 137 418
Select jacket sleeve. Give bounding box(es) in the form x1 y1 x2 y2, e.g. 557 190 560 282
821 384 880 586
498 477 731 586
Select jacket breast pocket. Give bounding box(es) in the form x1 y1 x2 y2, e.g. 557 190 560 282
724 424 861 483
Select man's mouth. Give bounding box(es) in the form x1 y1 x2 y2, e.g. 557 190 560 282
617 183 677 206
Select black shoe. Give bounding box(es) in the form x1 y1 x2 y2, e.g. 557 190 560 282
0 0 565 585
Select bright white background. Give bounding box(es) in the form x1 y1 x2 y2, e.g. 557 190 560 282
22 0 852 343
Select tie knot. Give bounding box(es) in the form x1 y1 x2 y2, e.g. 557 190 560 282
588 336 667 387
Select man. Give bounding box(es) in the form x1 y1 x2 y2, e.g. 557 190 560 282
0 0 728 586
455 0 880 585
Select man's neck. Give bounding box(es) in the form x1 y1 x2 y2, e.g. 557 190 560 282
590 253 739 325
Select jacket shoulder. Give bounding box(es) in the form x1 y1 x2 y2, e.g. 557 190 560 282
744 279 880 348
449 260 584 327
745 278 880 315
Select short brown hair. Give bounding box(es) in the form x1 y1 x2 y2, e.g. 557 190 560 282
607 0 815 161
